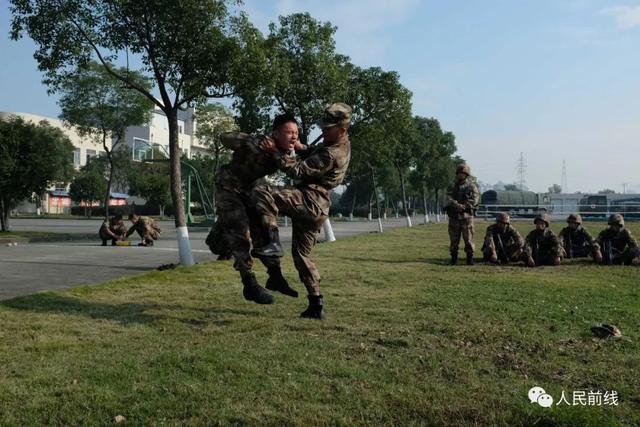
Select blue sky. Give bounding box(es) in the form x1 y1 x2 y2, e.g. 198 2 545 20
1 0 639 193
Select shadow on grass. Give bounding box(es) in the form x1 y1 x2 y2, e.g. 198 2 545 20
1 293 262 326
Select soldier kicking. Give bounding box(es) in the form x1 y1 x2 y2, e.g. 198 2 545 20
252 103 352 320
206 114 301 305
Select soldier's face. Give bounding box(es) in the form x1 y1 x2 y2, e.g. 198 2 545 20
611 224 622 232
535 221 546 231
273 122 299 152
456 172 467 181
496 222 507 232
568 221 578 230
321 125 346 142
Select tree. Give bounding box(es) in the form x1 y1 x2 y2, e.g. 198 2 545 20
598 189 616 194
127 161 172 217
504 184 520 191
58 60 154 219
0 116 74 231
548 184 562 194
69 158 106 217
11 0 259 266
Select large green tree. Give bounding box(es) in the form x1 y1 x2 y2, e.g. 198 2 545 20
0 116 75 231
11 0 259 265
58 61 153 219
69 158 107 218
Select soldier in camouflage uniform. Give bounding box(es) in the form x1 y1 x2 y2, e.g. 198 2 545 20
99 214 127 246
445 164 480 265
558 213 601 262
482 212 528 265
252 103 352 320
595 214 640 265
206 114 301 305
126 213 161 247
524 213 562 267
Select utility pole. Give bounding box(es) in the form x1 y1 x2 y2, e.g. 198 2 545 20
516 152 526 191
561 160 568 193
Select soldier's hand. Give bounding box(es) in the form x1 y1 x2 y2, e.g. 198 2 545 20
293 141 308 152
257 136 277 154
489 252 498 264
527 256 536 268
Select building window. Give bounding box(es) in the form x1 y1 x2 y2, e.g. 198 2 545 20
178 124 184 134
86 149 96 164
73 148 81 167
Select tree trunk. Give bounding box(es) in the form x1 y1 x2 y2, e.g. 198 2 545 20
0 198 9 231
349 181 357 221
102 131 112 219
422 185 429 224
212 145 220 215
396 164 412 227
167 108 195 266
370 167 383 233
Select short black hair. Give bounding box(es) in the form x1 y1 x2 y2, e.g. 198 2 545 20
272 113 298 131
128 213 138 220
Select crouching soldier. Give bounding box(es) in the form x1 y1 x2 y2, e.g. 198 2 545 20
482 212 528 265
126 213 161 246
98 214 127 246
524 213 562 267
595 214 640 265
559 214 601 262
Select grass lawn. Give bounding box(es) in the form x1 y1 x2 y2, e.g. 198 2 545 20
0 221 638 426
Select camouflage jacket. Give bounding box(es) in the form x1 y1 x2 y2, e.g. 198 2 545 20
216 132 281 192
278 135 351 214
446 178 480 219
483 224 524 250
525 228 562 258
126 216 161 237
595 227 638 254
558 226 598 250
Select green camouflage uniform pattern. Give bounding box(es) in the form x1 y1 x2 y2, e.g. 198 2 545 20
253 135 351 294
558 225 599 259
446 178 480 255
481 223 526 263
99 218 127 243
524 228 563 266
595 227 640 265
126 216 161 242
206 132 281 277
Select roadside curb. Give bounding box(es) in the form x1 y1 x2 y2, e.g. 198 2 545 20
1 233 96 245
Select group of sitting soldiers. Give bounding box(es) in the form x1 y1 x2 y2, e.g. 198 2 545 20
98 213 162 247
482 212 640 267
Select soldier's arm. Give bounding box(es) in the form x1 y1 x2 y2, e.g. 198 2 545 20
220 132 263 154
557 229 566 247
464 183 480 210
279 148 334 180
582 229 599 249
624 229 638 248
550 232 563 256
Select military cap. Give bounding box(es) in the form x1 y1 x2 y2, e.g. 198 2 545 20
456 164 471 176
317 102 352 128
533 213 550 227
566 213 582 224
496 212 511 224
608 213 624 226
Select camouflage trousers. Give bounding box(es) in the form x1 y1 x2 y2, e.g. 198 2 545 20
601 246 640 265
134 227 160 243
482 236 526 264
448 217 475 255
208 185 279 278
99 224 127 243
253 185 327 295
562 244 597 260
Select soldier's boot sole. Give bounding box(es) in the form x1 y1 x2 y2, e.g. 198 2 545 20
242 286 275 304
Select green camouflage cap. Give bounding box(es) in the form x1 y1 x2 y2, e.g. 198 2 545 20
496 212 511 224
456 164 471 176
317 102 352 128
533 213 551 227
567 213 582 224
608 213 624 226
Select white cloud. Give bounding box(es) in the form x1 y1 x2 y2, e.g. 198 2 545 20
603 5 640 29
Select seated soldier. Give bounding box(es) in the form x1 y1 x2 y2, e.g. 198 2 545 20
482 212 528 265
558 213 601 262
524 213 562 267
98 214 127 246
126 213 161 247
595 214 640 265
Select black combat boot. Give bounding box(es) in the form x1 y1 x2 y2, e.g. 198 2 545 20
300 295 325 320
449 252 458 265
466 252 474 265
241 274 274 305
252 228 284 257
101 239 108 246
265 266 298 298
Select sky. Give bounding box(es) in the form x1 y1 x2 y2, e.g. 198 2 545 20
1 0 639 193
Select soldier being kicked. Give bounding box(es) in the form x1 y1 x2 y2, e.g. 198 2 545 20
482 212 528 265
445 164 480 265
558 213 601 262
206 114 301 305
126 213 161 247
252 103 352 320
99 214 127 246
524 213 562 267
595 214 640 265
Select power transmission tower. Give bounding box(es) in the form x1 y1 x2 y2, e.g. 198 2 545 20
561 160 568 193
622 183 628 194
516 152 526 190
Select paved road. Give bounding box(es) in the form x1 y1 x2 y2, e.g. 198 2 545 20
1 217 411 300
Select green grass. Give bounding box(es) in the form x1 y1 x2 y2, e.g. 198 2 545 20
0 221 638 426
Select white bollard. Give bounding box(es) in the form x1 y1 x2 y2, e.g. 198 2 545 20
405 216 413 228
349 213 354 222
176 226 195 266
323 218 336 242
436 213 441 223
383 212 387 220
424 214 429 224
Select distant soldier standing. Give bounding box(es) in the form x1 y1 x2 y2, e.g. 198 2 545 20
98 214 127 246
558 214 601 262
445 164 480 265
595 214 640 265
524 213 562 267
482 212 528 265
252 103 352 320
206 114 301 305
126 213 161 247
